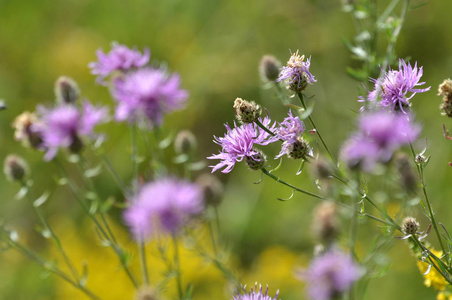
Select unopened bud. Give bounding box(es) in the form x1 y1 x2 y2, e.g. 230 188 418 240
174 130 197 154
259 55 281 82
135 286 160 300
12 112 43 149
287 137 311 160
68 135 84 154
395 153 417 194
233 98 261 124
401 216 419 235
55 76 79 104
312 158 333 180
245 149 267 170
438 79 452 97
196 173 224 206
312 201 339 243
4 154 29 182
415 154 426 165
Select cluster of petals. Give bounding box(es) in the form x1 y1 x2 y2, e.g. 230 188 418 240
359 59 430 112
88 42 150 84
232 283 279 300
300 249 363 300
208 117 277 173
112 67 188 127
277 50 316 89
35 101 108 161
341 111 421 171
275 110 305 158
123 177 204 240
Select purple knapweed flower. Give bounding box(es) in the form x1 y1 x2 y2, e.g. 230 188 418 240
35 102 108 161
359 59 430 112
299 249 363 300
341 111 421 171
208 117 277 173
277 50 316 92
232 283 279 300
88 42 150 84
123 177 204 240
112 67 188 127
275 110 310 159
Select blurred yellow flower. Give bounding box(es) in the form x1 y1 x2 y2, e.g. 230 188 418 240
416 249 448 291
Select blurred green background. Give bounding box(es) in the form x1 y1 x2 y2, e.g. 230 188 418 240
1 0 452 299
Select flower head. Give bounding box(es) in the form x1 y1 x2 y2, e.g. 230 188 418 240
277 50 316 92
300 249 363 300
275 110 310 159
113 67 188 127
232 283 279 300
36 102 108 160
89 42 150 84
123 178 204 240
359 59 430 113
341 111 421 171
208 117 276 173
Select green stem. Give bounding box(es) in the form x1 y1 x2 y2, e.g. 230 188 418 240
172 234 184 299
255 119 276 137
297 92 335 162
139 237 150 286
1 231 101 300
101 154 126 192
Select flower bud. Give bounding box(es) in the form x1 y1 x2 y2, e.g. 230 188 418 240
287 137 311 160
135 286 160 300
259 55 281 82
196 173 224 206
55 76 80 104
174 130 197 154
415 154 426 165
68 135 84 154
12 111 43 149
395 153 417 194
4 154 29 182
233 98 261 124
401 216 419 235
245 149 267 170
312 201 339 244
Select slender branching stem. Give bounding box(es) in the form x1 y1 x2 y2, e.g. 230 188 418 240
172 234 184 299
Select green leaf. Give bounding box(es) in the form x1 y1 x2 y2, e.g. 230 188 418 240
34 191 50 207
15 186 29 200
187 161 206 171
173 154 189 164
84 165 102 178
101 197 116 213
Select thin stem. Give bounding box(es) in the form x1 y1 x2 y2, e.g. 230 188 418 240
297 92 335 162
255 119 276 137
1 231 101 300
130 125 139 191
139 237 150 286
101 154 126 192
53 159 139 288
208 220 218 257
172 234 184 299
22 182 79 282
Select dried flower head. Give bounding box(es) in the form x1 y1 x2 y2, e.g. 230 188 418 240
395 153 417 194
12 111 44 149
112 67 188 127
123 177 204 240
233 98 262 124
299 249 363 300
312 201 339 243
259 55 281 82
196 173 224 206
359 59 430 113
277 50 316 92
401 216 420 235
438 79 452 117
55 76 79 104
89 42 150 84
232 283 279 300
208 117 276 173
4 154 29 182
135 286 161 300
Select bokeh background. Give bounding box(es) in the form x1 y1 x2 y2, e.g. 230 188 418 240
1 0 452 299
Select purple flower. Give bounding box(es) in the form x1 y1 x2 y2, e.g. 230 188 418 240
88 42 150 84
277 50 316 92
123 178 204 240
36 102 108 161
275 110 308 159
208 117 277 173
341 111 421 171
300 249 363 300
359 59 430 112
112 67 188 127
232 283 279 300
